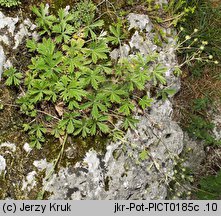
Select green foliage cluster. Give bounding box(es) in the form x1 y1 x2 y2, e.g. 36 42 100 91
174 0 221 200
176 0 221 146
178 0 221 61
187 115 216 145
163 0 196 26
197 169 221 199
4 2 167 148
0 0 20 7
186 97 221 145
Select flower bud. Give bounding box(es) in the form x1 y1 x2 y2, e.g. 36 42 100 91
185 35 191 40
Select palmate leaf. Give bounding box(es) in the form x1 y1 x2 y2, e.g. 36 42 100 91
74 118 91 137
80 94 108 119
57 8 75 23
85 40 109 63
64 54 90 72
139 95 153 110
32 4 56 35
151 64 167 85
81 68 105 90
103 84 127 104
126 74 146 91
29 124 47 139
58 112 81 134
28 57 46 72
53 7 75 43
89 115 110 135
56 76 87 102
68 100 80 110
119 101 135 116
108 21 125 45
29 79 51 103
84 20 104 39
4 67 23 86
122 116 139 130
30 138 42 149
26 39 37 52
97 122 110 134
53 23 75 43
96 63 113 74
37 38 55 57
63 38 86 56
67 120 74 134
51 126 65 138
68 79 87 101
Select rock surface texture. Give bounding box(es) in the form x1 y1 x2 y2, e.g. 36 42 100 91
0 11 37 79
46 100 183 199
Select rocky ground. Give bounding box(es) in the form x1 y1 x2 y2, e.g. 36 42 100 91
0 1 219 200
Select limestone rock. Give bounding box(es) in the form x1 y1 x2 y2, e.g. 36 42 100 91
0 46 5 79
46 100 183 199
0 11 37 79
0 155 6 174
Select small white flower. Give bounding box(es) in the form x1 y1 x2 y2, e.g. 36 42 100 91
200 46 205 50
209 55 213 59
194 38 198 42
185 35 191 40
176 192 181 197
214 60 219 64
180 27 184 31
202 41 208 45
194 28 198 33
181 174 185 179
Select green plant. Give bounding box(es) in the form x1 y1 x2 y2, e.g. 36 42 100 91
163 0 196 27
175 28 219 69
192 97 210 111
185 97 220 145
170 0 221 201
187 115 217 145
4 67 23 86
197 169 221 199
157 88 176 101
178 1 221 61
173 1 221 146
167 156 194 199
0 0 20 7
3 3 167 149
